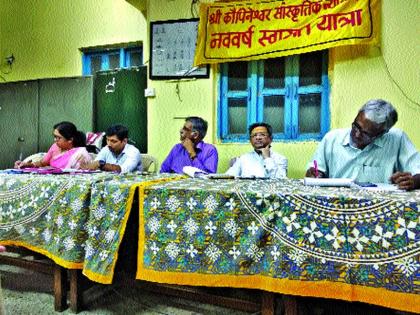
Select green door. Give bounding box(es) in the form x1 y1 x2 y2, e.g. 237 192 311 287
94 67 147 153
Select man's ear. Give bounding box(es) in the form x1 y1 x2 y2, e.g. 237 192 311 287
191 131 199 140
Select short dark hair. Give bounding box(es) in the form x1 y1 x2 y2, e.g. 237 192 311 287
248 122 273 137
106 124 129 141
186 116 208 139
53 121 86 147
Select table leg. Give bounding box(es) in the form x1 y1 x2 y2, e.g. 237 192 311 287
69 269 82 313
53 264 67 312
261 291 275 315
283 295 298 315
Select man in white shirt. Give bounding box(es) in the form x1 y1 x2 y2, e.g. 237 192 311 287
226 122 287 178
82 124 142 173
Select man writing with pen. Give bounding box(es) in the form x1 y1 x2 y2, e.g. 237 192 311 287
226 122 288 178
305 99 420 190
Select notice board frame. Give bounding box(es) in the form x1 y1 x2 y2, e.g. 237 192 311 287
149 18 209 80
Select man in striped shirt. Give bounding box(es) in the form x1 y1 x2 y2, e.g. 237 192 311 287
306 99 420 190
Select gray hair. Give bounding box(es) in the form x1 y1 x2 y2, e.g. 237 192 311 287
186 116 208 139
359 99 398 131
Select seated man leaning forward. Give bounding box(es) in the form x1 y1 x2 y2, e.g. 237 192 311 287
226 122 287 178
160 116 218 174
305 99 420 190
82 124 142 173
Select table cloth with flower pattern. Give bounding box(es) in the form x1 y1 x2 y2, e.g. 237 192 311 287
137 178 420 313
0 172 179 284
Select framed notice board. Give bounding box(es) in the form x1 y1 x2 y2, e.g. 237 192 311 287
150 18 209 80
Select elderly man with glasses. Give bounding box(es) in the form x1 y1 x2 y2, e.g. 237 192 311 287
306 99 420 190
226 122 288 178
160 116 218 174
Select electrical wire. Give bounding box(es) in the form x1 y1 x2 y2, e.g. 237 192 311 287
378 46 420 109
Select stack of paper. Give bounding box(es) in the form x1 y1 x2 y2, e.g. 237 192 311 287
304 177 354 187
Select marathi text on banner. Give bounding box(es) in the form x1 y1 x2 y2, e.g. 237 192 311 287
194 0 379 66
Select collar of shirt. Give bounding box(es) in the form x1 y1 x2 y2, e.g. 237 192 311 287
195 141 205 153
111 144 127 160
253 148 272 157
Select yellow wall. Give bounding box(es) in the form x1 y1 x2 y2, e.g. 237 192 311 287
0 0 146 80
1 0 419 178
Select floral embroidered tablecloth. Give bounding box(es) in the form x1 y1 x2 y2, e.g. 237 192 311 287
0 172 179 284
137 178 420 313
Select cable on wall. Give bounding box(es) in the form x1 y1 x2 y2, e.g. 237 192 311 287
378 47 420 109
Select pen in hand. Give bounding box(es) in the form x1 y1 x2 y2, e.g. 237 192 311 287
313 160 319 178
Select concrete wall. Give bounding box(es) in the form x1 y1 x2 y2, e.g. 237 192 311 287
1 0 419 177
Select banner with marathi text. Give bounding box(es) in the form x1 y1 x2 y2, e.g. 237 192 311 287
194 0 379 65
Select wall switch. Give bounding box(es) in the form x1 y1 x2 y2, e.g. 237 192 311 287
144 88 155 97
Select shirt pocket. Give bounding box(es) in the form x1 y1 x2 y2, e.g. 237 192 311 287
361 165 385 183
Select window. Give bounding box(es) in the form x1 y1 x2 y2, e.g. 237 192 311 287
82 47 143 75
218 50 330 142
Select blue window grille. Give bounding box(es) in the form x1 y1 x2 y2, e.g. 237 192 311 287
218 50 330 142
82 47 143 75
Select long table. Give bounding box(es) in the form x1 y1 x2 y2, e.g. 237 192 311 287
0 172 179 284
137 178 420 314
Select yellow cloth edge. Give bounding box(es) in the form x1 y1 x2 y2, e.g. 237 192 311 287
135 175 419 314
84 175 184 284
81 182 138 284
135 270 420 313
0 240 83 269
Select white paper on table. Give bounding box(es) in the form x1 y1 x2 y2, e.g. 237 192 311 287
304 177 354 187
360 183 402 191
182 166 208 178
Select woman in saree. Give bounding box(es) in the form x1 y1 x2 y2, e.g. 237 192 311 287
15 121 92 169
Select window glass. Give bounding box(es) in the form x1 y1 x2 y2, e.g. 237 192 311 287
228 98 248 134
298 93 321 133
264 58 285 89
228 61 248 91
299 51 323 86
263 95 285 134
91 55 102 73
129 50 142 67
109 53 120 69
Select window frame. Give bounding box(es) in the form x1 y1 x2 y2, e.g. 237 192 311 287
218 51 330 143
82 46 143 75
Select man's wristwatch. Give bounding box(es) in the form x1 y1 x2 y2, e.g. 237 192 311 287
98 160 106 170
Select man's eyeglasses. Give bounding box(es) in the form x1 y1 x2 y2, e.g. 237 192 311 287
250 132 269 138
351 121 380 142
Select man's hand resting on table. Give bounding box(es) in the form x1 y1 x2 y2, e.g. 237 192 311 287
390 172 420 191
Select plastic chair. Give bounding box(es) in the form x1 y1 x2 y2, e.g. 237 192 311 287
86 132 105 153
140 154 158 174
22 152 46 164
229 156 239 167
